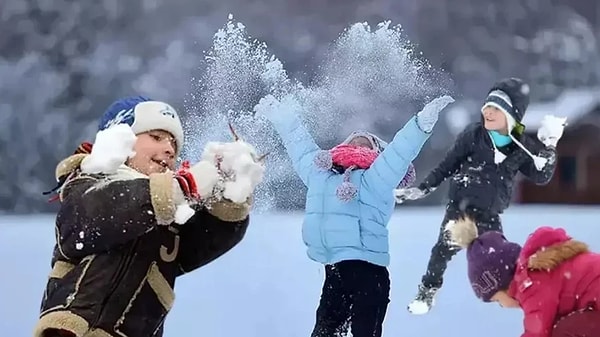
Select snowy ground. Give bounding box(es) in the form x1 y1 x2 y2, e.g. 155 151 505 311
1 205 599 337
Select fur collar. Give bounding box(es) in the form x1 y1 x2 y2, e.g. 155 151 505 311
528 240 589 270
55 154 88 181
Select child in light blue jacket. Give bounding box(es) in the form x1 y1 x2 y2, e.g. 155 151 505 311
255 95 454 337
255 93 454 337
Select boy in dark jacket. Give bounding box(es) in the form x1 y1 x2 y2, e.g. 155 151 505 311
34 96 263 337
394 78 566 314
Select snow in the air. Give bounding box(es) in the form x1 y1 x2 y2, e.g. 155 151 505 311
183 15 448 212
2 13 599 337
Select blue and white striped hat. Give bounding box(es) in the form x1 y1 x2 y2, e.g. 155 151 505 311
482 89 517 131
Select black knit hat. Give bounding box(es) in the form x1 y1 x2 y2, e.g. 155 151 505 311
486 77 530 123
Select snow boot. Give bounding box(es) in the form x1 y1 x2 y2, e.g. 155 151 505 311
407 284 438 315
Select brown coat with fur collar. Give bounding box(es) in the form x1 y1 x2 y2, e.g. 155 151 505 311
34 155 251 337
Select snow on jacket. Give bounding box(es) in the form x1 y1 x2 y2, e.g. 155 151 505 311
418 122 556 214
508 227 600 337
35 155 250 337
264 110 431 267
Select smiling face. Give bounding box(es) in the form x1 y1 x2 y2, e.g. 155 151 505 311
126 130 177 175
482 105 509 134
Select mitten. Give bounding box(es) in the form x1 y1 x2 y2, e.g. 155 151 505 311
394 187 428 204
537 115 567 148
80 124 137 174
222 142 265 203
254 93 302 124
187 160 222 198
186 137 266 204
416 95 455 133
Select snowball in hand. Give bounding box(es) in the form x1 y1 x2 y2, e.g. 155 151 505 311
80 124 137 174
189 160 221 198
197 140 265 203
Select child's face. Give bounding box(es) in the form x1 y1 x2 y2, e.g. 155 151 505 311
490 290 520 309
127 130 177 175
482 106 508 133
348 136 373 149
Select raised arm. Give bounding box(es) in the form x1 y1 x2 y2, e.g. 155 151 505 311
56 171 184 259
361 116 431 195
417 123 475 191
255 94 323 186
362 95 455 196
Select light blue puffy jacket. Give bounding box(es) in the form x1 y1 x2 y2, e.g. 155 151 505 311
265 108 432 267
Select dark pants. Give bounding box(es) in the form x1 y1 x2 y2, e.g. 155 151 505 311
552 309 600 337
311 260 390 337
421 204 502 289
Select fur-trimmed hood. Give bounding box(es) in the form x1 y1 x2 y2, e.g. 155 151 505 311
520 226 589 271
508 226 600 336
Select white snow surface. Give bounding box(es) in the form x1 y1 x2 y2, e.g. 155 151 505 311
1 205 599 337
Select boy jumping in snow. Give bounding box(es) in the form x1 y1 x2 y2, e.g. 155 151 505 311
255 92 454 337
35 96 264 337
395 78 566 315
448 217 600 337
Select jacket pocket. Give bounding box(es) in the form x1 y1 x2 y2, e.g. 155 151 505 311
114 262 175 337
41 256 95 315
40 260 75 312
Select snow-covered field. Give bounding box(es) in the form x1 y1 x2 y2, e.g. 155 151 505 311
1 205 599 337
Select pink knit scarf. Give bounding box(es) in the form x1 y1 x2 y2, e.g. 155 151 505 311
330 144 379 170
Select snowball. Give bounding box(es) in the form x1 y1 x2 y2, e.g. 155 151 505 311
80 124 137 174
174 203 196 224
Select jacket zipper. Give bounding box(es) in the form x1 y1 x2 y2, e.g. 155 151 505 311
90 239 139 328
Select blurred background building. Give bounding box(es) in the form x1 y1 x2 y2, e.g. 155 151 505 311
2 0 600 213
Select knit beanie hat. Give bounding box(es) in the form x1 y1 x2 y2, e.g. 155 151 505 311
340 131 416 188
341 130 388 154
482 77 530 126
447 217 521 302
97 95 184 155
480 78 548 170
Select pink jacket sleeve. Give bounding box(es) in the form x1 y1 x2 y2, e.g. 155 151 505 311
518 275 560 337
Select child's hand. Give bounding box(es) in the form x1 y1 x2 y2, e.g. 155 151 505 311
80 124 137 174
394 187 427 203
254 93 302 124
187 140 266 204
214 140 265 203
537 115 567 148
416 95 455 133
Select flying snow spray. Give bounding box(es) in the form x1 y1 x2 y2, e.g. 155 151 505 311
183 15 450 212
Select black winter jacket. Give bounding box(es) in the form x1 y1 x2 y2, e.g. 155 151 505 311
418 122 557 214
